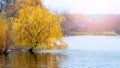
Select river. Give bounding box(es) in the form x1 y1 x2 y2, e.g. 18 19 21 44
0 36 120 68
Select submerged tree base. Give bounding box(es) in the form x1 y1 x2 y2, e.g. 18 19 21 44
0 51 8 56
28 48 34 54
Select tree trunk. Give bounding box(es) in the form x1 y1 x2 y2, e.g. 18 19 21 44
0 49 8 55
3 51 8 55
28 48 34 54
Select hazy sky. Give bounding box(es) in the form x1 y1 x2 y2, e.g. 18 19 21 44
43 0 120 14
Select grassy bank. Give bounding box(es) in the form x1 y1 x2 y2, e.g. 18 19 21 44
69 31 117 36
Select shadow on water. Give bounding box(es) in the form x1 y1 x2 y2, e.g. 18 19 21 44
0 52 67 68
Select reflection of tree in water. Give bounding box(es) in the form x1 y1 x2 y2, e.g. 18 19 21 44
0 54 10 68
0 52 67 68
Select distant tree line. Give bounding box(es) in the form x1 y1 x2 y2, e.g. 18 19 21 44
61 13 120 36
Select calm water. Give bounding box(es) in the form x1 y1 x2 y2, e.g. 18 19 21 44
0 36 120 68
64 36 120 51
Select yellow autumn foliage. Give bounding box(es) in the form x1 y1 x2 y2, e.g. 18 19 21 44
12 0 67 50
0 14 9 53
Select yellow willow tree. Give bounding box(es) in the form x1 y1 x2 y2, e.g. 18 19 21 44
0 14 11 54
12 0 67 52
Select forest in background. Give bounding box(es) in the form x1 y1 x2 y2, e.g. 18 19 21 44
61 13 120 36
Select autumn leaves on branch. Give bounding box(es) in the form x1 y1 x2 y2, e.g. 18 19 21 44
0 0 68 54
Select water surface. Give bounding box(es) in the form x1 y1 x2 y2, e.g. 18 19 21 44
0 36 120 68
64 36 120 51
